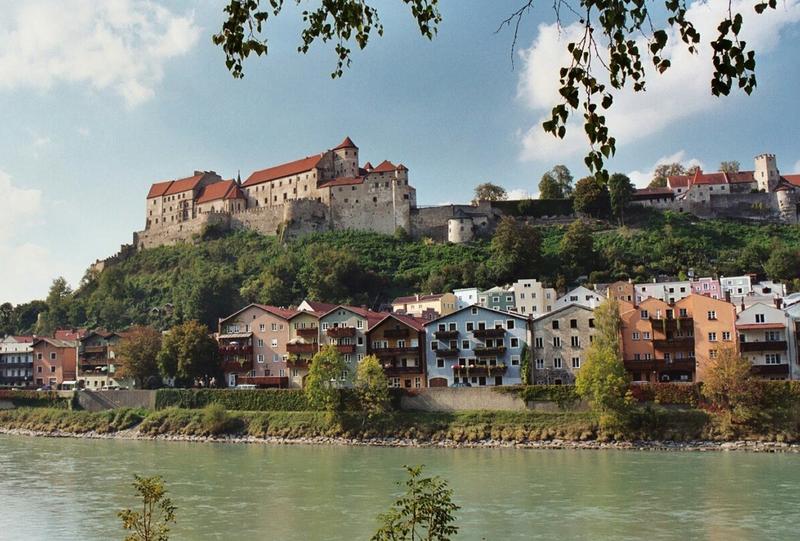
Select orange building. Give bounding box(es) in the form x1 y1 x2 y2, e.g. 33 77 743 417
606 281 635 304
32 338 78 389
675 294 737 382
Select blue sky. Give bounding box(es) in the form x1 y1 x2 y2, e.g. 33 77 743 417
1 0 799 304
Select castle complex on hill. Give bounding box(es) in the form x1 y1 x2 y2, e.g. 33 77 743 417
632 154 800 223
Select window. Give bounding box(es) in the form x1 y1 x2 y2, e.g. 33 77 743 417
535 358 544 369
271 323 277 331
437 359 444 368
259 324 266 332
534 337 543 349
572 357 581 369
461 340 470 350
588 319 595 328
510 338 519 348
50 352 56 360
471 307 478 315
709 349 717 359
708 332 717 342
643 332 651 340
766 353 781 364
271 339 278 348
506 320 515 330
257 339 264 347
492 296 500 303
553 337 562 348
632 332 640 341
511 355 520 366
256 354 264 363
321 322 329 330
552 321 559 330
640 310 649 319
37 353 42 361
449 322 457 331
766 331 780 341
466 322 474 332
437 323 446 332
679 308 688 317
357 320 364 329
722 331 731 341
571 336 580 348
506 296 513 303
570 319 578 329
50 366 56 373
707 310 717 320
553 358 562 369
431 342 438 351
644 353 652 360
755 313 765 323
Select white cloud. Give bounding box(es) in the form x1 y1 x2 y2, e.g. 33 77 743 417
627 151 704 188
0 171 42 242
793 160 800 174
0 1 199 107
507 188 533 200
32 136 51 148
516 0 800 162
77 127 91 137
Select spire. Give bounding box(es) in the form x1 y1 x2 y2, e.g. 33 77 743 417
334 136 358 150
236 170 241 185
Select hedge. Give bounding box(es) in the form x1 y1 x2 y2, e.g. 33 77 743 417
0 390 73 409
495 385 581 410
628 383 702 406
155 388 405 412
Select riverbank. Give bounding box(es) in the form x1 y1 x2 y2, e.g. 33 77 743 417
2 406 800 451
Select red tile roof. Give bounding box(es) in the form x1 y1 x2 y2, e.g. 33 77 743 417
634 187 673 198
667 175 690 189
243 154 323 187
363 162 373 170
54 329 87 341
196 180 245 204
319 176 364 188
691 171 727 185
372 160 396 173
303 301 338 313
333 136 358 150
164 173 205 195
11 336 33 343
147 180 174 199
782 174 800 187
396 163 408 171
727 171 756 183
254 304 298 320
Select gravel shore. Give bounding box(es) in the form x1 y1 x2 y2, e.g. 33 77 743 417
2 427 799 452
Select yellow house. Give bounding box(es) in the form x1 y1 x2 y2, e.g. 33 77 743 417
391 293 458 320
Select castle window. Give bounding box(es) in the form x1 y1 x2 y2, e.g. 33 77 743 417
373 197 377 202
352 186 356 190
344 199 349 203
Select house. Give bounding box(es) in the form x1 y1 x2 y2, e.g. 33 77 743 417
553 286 605 311
77 330 132 389
737 303 792 380
690 277 722 299
217 304 298 388
285 306 324 389
477 286 516 312
319 305 386 384
605 280 635 304
367 313 426 388
0 336 34 388
531 304 597 385
391 293 457 320
32 338 78 389
509 279 557 316
453 288 480 310
635 280 691 304
674 295 738 382
424 305 529 388
619 298 694 382
720 275 755 297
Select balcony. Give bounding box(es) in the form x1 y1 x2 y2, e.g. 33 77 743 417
434 330 459 340
296 327 319 338
473 328 506 338
384 328 410 339
373 346 419 355
653 337 694 350
237 376 289 388
327 326 356 338
751 363 790 376
287 357 309 368
336 344 356 354
287 343 317 355
740 340 787 352
218 345 253 355
433 348 459 357
452 364 507 376
474 346 507 357
383 365 422 376
222 360 251 373
79 357 109 367
0 361 33 368
81 345 107 354
623 358 695 373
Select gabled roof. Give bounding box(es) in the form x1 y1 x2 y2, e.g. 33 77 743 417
318 305 388 328
219 303 297 324
164 173 205 195
54 329 87 341
727 171 756 183
319 176 364 188
633 187 674 199
667 175 690 189
32 337 78 348
368 312 426 333
333 136 358 150
371 160 396 173
196 180 245 204
363 161 374 170
691 171 727 185
243 154 323 187
300 300 338 313
423 304 529 326
781 174 800 187
147 180 174 199
392 293 446 305
531 302 594 323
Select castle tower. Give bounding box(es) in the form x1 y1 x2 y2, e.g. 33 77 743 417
754 153 780 192
331 136 359 177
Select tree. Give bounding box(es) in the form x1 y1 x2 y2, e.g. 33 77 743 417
720 161 741 173
118 475 176 541
701 347 759 423
572 176 610 218
647 177 668 189
764 244 800 282
372 465 460 541
538 165 573 199
559 219 595 279
608 173 635 225
305 344 350 413
0 302 13 336
116 327 163 389
215 2 774 179
575 297 629 426
472 182 507 204
649 163 687 188
36 277 73 336
355 354 390 417
301 247 376 305
240 251 304 306
158 321 220 387
489 216 541 283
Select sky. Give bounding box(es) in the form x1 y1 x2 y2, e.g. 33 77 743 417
1 0 799 304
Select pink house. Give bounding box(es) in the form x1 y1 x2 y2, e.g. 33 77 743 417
691 277 721 300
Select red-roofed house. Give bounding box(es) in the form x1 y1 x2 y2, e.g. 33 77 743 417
367 313 427 388
145 170 222 230
195 180 247 214
318 305 391 384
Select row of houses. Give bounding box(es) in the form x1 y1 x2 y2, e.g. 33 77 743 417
0 330 131 390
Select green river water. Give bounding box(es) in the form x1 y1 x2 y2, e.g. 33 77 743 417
1 435 798 540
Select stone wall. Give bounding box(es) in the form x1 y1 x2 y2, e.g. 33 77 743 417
77 390 156 411
399 387 589 412
134 212 231 249
677 192 783 221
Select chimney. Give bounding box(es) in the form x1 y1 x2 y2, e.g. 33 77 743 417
775 297 783 309
415 294 420 301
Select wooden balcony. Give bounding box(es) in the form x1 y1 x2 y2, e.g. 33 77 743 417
474 346 506 357
383 328 410 339
473 328 506 338
296 327 319 338
433 348 459 357
740 340 787 352
336 344 356 354
287 357 309 368
81 345 107 354
751 363 790 376
623 358 695 373
452 364 507 376
373 346 419 355
383 365 422 376
653 337 694 350
218 345 252 355
434 330 459 340
287 343 316 355
237 376 289 388
327 326 356 338
222 360 251 373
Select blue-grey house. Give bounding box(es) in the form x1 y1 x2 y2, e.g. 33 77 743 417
424 305 530 387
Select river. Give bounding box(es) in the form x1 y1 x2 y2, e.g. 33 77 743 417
1 435 799 540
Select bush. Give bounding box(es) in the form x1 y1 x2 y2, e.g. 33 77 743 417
155 389 311 411
0 390 72 409
628 383 702 406
495 386 580 410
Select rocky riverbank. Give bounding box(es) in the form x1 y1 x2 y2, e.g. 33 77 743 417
2 426 799 453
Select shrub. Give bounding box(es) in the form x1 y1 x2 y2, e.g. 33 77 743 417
0 390 72 409
155 389 311 411
495 386 580 410
628 383 702 406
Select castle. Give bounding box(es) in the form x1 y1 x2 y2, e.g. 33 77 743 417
632 154 800 223
134 137 418 249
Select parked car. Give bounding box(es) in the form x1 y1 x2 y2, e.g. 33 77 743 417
235 384 257 390
451 382 472 388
